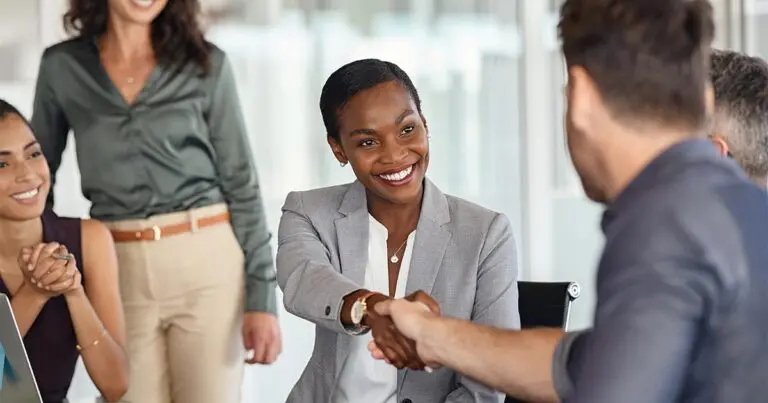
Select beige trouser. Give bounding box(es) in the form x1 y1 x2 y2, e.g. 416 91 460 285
104 204 245 403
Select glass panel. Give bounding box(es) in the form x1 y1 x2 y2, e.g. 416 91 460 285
745 0 768 57
0 0 41 110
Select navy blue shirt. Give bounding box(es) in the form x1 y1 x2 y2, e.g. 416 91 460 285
552 139 768 403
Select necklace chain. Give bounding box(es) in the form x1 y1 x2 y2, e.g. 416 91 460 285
389 239 408 264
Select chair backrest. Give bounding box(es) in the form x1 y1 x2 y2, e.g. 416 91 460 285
505 281 580 403
517 281 580 330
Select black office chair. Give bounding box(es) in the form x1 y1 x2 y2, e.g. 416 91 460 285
505 281 581 403
518 281 580 330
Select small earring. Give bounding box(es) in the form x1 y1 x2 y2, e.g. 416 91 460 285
340 162 347 167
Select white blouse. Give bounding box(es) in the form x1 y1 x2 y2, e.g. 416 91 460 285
333 215 416 403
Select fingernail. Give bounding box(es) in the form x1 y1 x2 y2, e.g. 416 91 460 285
31 278 36 284
425 367 433 373
27 264 33 271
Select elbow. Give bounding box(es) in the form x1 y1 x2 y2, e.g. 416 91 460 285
99 361 129 402
100 378 128 402
275 259 298 311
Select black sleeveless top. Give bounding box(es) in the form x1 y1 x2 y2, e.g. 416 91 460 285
0 210 84 403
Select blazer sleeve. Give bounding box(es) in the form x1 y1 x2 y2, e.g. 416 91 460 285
446 213 520 403
276 191 361 333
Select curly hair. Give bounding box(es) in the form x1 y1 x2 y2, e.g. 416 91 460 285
63 0 212 74
710 50 768 182
558 0 715 129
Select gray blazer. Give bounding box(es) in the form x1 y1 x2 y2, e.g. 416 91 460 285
276 179 520 403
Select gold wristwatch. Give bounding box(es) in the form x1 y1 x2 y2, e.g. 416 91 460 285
350 292 376 330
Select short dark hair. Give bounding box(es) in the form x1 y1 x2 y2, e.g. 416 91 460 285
0 99 33 131
64 0 212 74
558 0 715 129
710 50 768 182
319 59 422 141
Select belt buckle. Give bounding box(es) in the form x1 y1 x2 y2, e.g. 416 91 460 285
151 225 161 241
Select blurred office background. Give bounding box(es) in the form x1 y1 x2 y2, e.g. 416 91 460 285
0 0 761 401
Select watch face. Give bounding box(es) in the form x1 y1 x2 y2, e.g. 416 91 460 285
351 300 364 325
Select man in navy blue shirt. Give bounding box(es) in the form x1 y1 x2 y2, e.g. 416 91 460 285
368 1 768 402
546 47 768 402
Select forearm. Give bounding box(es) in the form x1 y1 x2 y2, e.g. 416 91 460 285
424 317 563 402
66 289 128 402
10 284 49 337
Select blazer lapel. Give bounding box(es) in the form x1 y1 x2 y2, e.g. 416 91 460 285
334 181 369 286
334 181 369 375
404 178 451 296
399 179 451 390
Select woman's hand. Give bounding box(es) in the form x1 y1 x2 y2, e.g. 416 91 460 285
18 243 82 297
365 293 428 370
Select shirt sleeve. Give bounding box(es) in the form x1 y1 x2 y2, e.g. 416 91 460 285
564 258 720 403
30 48 71 209
552 329 589 400
205 51 276 314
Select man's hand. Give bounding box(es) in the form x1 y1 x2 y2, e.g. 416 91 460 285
242 312 282 365
368 299 441 368
404 290 440 315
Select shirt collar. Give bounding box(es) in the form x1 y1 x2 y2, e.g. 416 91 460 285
600 138 724 232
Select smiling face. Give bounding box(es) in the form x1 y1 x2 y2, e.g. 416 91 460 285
108 0 168 26
0 114 50 221
329 80 430 206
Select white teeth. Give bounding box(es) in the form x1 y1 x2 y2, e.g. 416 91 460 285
131 0 154 7
12 188 38 200
379 165 413 182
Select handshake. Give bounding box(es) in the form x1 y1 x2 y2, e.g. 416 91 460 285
362 290 443 371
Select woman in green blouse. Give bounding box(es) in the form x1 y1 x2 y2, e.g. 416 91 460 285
30 1 282 402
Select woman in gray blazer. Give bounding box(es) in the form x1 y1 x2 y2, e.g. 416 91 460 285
277 59 520 403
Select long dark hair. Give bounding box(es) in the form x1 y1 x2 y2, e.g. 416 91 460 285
63 0 212 74
0 99 33 131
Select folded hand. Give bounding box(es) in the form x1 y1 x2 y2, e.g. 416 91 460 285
18 242 82 297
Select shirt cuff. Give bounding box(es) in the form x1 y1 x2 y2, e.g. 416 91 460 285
552 330 585 400
245 278 278 314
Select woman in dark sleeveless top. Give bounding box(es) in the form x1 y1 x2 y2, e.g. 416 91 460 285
0 100 127 402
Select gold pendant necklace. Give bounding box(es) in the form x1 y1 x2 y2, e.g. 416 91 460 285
389 239 408 264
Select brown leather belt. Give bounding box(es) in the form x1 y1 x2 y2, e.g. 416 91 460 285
110 212 230 242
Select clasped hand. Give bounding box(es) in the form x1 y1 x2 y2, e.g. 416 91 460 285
17 242 82 297
366 290 440 370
